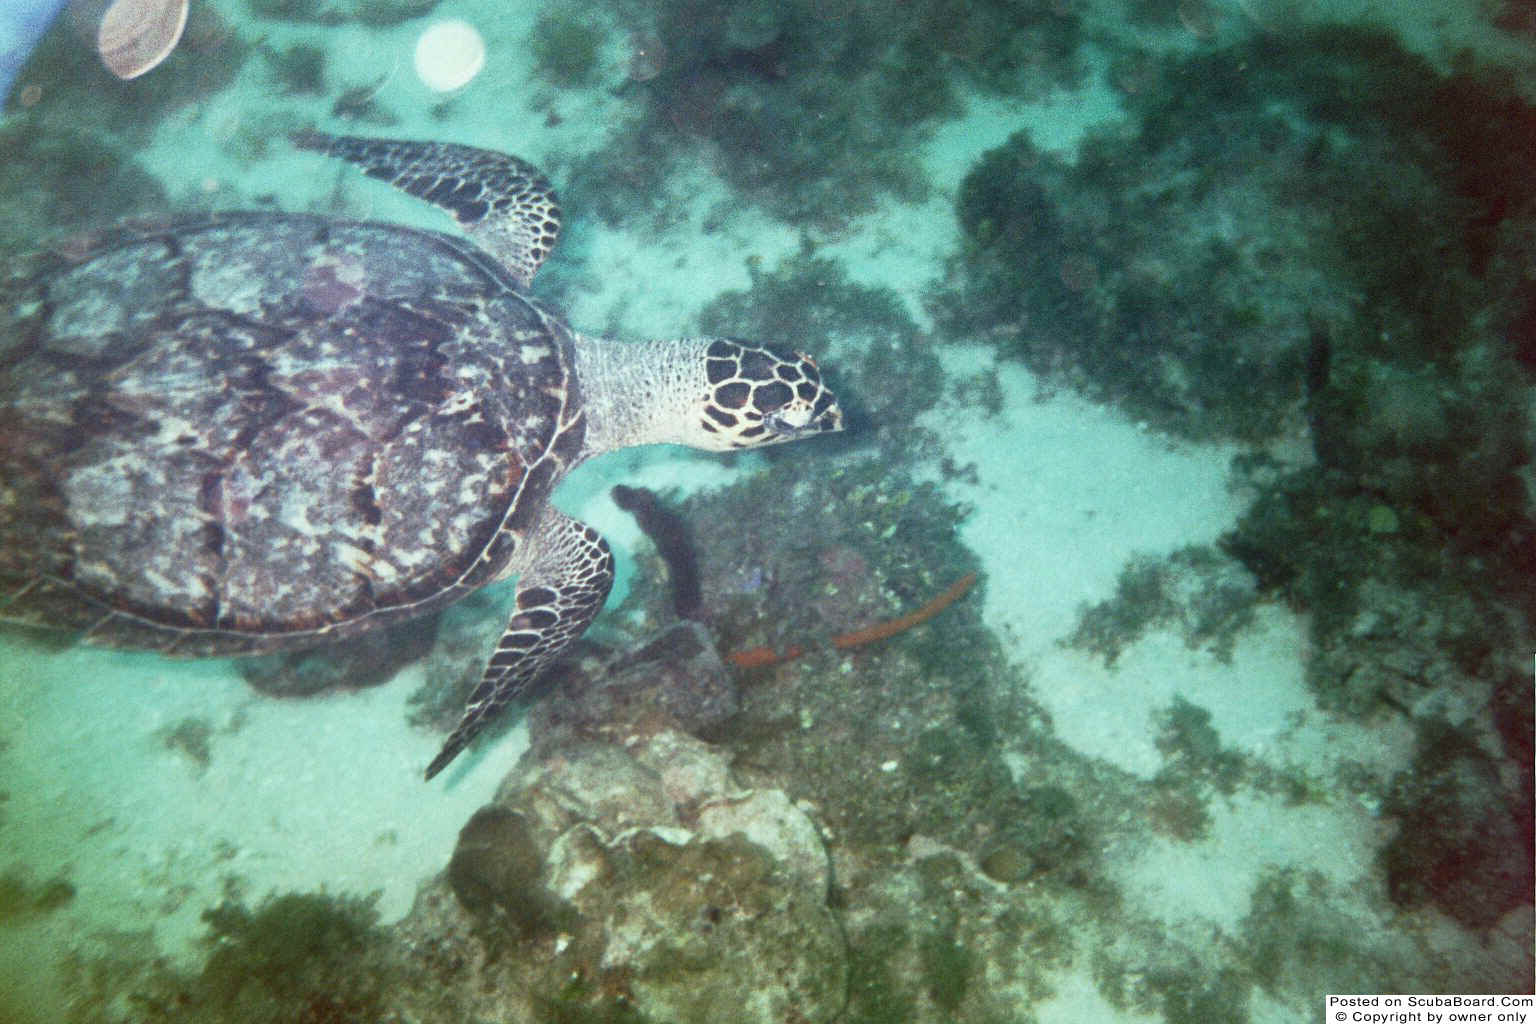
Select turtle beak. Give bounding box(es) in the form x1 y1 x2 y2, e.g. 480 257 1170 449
765 390 843 439
765 409 808 439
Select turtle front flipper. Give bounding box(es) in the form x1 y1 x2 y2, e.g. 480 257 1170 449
294 132 562 288
424 509 613 781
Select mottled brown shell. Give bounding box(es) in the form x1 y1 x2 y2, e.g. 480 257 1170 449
0 213 585 654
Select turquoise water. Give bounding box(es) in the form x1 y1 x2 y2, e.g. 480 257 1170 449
1 1 1533 1020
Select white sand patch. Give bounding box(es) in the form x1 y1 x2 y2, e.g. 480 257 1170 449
1027 609 1311 778
0 638 510 965
1026 606 1418 778
918 344 1428 997
560 164 800 340
1108 789 1389 933
929 56 1127 179
916 348 1244 656
1036 965 1163 1024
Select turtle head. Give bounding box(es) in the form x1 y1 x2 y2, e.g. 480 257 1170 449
573 335 843 458
692 339 843 451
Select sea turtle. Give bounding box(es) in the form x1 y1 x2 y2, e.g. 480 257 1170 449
0 133 844 779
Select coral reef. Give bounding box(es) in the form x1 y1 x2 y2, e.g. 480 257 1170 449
1220 455 1531 717
528 620 740 749
48 437 1531 1024
396 656 848 1023
939 27 1533 445
65 891 404 1023
578 0 1083 226
924 26 1536 946
446 804 571 940
1380 717 1534 930
1220 347 1532 925
7 1 1532 1017
193 893 392 1019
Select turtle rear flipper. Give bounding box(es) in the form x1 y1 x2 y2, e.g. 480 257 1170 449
424 508 613 781
294 132 561 288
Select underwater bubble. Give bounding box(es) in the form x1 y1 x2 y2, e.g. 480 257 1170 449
626 31 667 83
96 0 189 80
414 19 485 93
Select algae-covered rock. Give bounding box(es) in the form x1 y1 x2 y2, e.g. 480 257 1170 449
407 722 848 1023
529 620 739 751
548 824 844 1022
1381 718 1534 930
447 805 571 939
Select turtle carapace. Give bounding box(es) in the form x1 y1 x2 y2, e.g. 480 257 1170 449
0 134 844 780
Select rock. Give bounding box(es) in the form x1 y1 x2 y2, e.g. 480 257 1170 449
528 620 739 752
546 825 843 1021
421 725 847 1023
446 805 570 939
1381 718 1534 930
696 788 828 894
